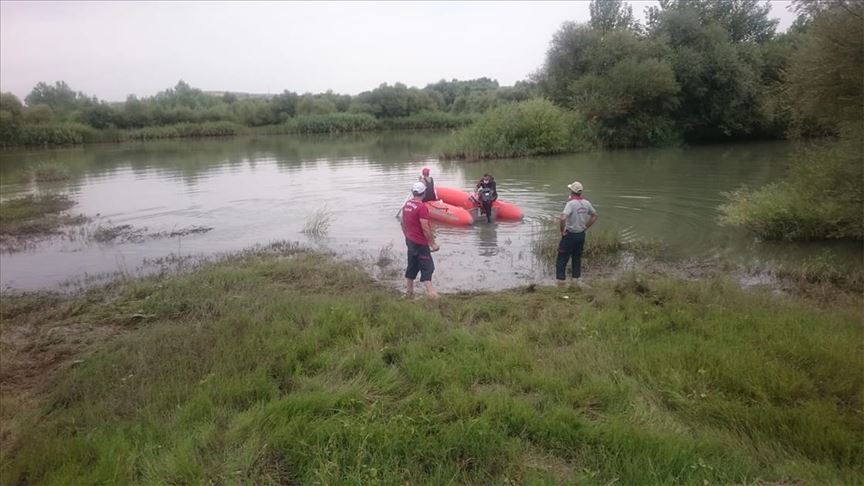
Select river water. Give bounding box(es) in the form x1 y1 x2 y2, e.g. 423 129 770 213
0 132 859 292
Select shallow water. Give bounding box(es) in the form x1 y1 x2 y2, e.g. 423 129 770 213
1 132 859 292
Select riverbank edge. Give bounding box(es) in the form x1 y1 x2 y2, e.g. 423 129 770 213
0 113 478 149
1 244 861 484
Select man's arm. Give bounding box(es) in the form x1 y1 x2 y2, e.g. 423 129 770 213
560 202 572 235
420 218 439 251
586 203 598 230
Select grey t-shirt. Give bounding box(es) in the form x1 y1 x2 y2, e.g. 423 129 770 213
562 198 597 233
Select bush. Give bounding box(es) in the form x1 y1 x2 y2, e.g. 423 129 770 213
379 112 477 130
129 121 246 141
14 123 96 146
262 113 379 134
441 99 596 159
720 133 864 240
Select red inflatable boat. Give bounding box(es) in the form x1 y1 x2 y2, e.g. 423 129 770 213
436 186 523 221
424 199 474 226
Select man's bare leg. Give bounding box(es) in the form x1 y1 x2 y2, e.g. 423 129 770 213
423 281 439 299
405 279 415 298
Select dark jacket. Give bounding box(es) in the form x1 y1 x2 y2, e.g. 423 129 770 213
476 178 498 201
421 176 437 202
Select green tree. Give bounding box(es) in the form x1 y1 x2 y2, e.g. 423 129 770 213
296 95 337 116
270 90 299 121
589 0 638 32
24 81 89 114
81 103 116 129
647 0 778 43
570 57 680 146
0 92 24 144
649 6 766 141
784 0 863 133
23 104 55 124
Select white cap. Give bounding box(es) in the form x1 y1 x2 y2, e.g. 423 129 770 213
412 181 427 195
567 181 583 193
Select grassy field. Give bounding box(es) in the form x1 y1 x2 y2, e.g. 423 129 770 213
1 246 862 484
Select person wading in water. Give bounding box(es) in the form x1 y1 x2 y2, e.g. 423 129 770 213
401 181 440 299
419 167 437 202
474 173 498 223
556 181 598 288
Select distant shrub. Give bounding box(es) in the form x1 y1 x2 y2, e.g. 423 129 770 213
379 112 477 130
15 123 96 146
129 122 246 141
288 113 379 134
440 99 597 159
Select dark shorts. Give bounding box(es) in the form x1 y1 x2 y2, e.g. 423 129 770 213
405 239 435 282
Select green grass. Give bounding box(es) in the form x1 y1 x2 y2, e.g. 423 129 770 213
0 193 86 244
1 248 861 484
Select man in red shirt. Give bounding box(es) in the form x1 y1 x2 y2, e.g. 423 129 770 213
402 181 440 299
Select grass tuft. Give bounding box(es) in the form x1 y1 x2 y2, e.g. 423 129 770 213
30 162 70 183
301 207 333 239
531 220 665 270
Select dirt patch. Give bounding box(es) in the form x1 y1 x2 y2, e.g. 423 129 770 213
0 293 132 450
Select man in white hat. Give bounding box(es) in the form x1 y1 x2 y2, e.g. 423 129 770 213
401 181 440 299
557 181 598 287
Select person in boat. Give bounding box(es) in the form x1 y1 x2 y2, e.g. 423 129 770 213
556 181 598 288
402 181 440 299
474 173 498 223
418 167 437 202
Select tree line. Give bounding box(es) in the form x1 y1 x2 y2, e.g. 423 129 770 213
0 0 860 149
0 77 537 145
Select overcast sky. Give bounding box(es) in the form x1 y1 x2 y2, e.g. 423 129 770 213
1 1 796 102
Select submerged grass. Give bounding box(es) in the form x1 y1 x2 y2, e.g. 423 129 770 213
30 162 70 183
301 207 333 239
532 221 665 271
1 250 861 484
0 193 87 248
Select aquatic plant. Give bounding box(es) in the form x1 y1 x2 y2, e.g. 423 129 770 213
531 219 664 269
31 162 70 182
302 207 333 238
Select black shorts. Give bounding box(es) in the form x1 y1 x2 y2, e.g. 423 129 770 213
405 239 435 282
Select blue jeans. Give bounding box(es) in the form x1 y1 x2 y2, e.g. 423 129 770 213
556 231 585 280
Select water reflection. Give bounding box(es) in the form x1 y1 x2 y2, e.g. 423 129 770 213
475 221 499 257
